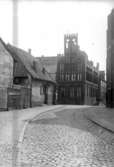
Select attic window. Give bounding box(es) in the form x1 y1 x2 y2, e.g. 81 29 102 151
42 67 45 74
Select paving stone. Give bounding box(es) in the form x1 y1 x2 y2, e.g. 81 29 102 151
18 108 114 167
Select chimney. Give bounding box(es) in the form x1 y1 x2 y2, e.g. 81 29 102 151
28 48 32 55
96 62 99 70
90 61 93 66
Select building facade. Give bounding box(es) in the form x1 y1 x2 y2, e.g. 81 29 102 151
57 34 99 105
98 71 106 105
0 39 13 110
0 38 56 111
106 9 114 107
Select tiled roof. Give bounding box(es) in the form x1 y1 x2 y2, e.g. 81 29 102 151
6 44 55 83
36 57 57 81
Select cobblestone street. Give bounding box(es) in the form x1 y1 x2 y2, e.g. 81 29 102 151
19 106 114 167
0 112 14 167
0 105 63 167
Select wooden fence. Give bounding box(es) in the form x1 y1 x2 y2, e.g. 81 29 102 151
0 85 31 111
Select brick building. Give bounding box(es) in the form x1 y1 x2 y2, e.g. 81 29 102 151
56 34 100 105
106 9 114 107
0 38 56 110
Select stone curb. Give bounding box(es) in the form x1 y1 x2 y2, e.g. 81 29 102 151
84 112 114 133
16 105 65 166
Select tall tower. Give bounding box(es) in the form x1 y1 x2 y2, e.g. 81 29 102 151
64 33 79 57
106 9 114 107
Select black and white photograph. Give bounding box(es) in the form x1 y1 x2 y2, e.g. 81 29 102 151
0 0 114 166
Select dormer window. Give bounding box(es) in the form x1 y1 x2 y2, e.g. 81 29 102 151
42 67 45 74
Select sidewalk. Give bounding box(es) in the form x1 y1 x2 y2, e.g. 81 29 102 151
0 105 64 167
0 104 64 141
84 106 114 133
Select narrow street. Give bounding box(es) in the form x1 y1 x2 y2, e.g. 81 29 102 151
0 105 114 167
18 105 114 167
0 105 64 167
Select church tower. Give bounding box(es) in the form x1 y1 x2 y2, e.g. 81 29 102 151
64 33 79 58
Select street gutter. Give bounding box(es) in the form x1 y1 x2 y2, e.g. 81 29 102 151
84 112 114 134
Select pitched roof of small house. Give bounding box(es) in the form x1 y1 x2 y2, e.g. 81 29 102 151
36 57 58 81
6 44 55 84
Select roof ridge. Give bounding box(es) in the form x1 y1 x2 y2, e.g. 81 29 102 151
6 44 55 84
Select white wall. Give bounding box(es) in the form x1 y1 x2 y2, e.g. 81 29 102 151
32 80 45 106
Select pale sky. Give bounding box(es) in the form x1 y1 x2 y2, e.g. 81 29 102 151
0 0 114 71
0 0 12 43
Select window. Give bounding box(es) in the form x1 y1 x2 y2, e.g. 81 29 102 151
60 64 64 72
88 86 90 96
77 73 82 81
77 61 82 72
67 73 69 81
66 42 68 48
70 87 74 97
73 74 75 80
62 73 64 81
90 87 92 97
65 73 67 80
77 87 81 97
71 74 74 81
71 73 76 81
86 85 89 96
77 74 79 80
72 38 77 45
79 74 82 81
91 88 93 97
42 68 45 74
61 87 65 97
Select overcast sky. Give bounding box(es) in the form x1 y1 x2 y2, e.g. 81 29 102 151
0 0 12 43
0 0 114 71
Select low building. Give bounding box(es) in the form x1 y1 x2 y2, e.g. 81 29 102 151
56 34 100 105
0 38 56 111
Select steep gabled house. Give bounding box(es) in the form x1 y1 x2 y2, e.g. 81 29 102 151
7 44 56 108
0 38 56 110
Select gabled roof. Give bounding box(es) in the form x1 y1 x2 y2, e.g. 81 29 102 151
36 57 57 81
6 44 55 84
